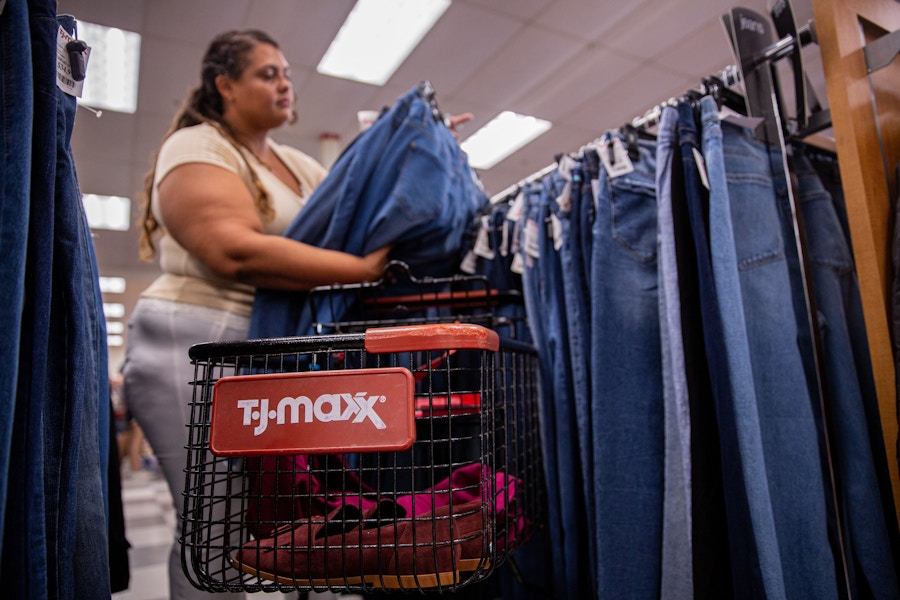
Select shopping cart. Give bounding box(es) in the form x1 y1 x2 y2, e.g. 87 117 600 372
180 266 543 594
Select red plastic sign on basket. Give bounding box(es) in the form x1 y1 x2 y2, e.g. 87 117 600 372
209 368 415 456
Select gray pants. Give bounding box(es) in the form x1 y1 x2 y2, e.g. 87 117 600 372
122 297 248 600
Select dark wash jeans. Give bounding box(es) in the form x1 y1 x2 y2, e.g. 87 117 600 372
1 5 110 598
0 0 34 562
788 150 900 598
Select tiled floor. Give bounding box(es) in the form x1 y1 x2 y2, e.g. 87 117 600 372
111 466 360 600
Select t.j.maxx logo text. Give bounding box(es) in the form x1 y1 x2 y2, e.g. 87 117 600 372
238 393 387 436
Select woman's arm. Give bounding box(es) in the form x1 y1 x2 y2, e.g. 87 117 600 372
157 162 389 291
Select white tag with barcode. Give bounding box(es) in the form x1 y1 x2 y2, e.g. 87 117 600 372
597 138 635 179
56 26 88 97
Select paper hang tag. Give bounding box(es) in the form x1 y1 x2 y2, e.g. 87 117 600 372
56 26 89 97
691 147 711 191
523 219 541 259
556 181 572 212
472 216 495 260
510 252 524 275
597 138 635 179
506 191 526 222
557 155 577 181
499 220 509 257
459 250 478 275
550 212 563 251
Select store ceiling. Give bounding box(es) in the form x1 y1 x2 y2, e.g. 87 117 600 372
56 0 822 366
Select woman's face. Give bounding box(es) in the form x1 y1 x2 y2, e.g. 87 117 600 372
226 42 294 131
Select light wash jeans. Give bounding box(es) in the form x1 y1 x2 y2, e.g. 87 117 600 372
590 132 664 599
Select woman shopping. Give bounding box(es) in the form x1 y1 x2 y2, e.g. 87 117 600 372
121 29 393 600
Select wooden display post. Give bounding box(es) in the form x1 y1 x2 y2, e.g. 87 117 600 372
812 0 900 521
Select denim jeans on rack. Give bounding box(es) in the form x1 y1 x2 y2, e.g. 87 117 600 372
249 85 487 338
542 169 591 596
556 159 597 585
518 182 568 591
0 0 33 558
655 105 693 600
671 104 734 597
788 150 900 598
702 96 836 600
55 15 111 595
590 133 664 599
579 148 599 288
2 7 111 598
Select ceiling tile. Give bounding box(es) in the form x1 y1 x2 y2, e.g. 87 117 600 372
453 23 582 108
135 35 206 118
244 0 355 70
564 63 692 135
601 0 771 62
142 0 252 42
60 0 146 32
389 2 522 95
459 0 552 22
533 0 650 42
513 46 641 124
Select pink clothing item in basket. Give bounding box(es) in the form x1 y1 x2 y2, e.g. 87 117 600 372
245 457 522 542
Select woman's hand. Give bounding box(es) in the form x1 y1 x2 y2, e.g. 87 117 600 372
362 245 392 282
446 112 473 141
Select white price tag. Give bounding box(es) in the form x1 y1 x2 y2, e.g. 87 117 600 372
56 26 88 97
550 212 563 251
597 138 635 179
472 216 495 260
556 181 571 212
510 252 524 275
499 220 509 257
459 250 478 275
506 191 526 222
692 147 711 191
557 155 577 181
523 219 541 259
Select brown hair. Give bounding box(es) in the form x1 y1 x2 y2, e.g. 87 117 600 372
138 29 282 261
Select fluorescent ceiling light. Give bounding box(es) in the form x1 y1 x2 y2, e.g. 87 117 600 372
83 194 131 231
99 276 126 294
104 303 125 319
460 111 552 170
77 21 141 113
106 321 125 334
317 0 451 86
107 335 124 347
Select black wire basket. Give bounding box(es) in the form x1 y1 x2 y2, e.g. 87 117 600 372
180 269 543 594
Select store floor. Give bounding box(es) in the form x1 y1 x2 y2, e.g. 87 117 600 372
111 466 361 600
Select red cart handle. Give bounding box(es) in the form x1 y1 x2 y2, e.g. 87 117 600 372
364 323 499 353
